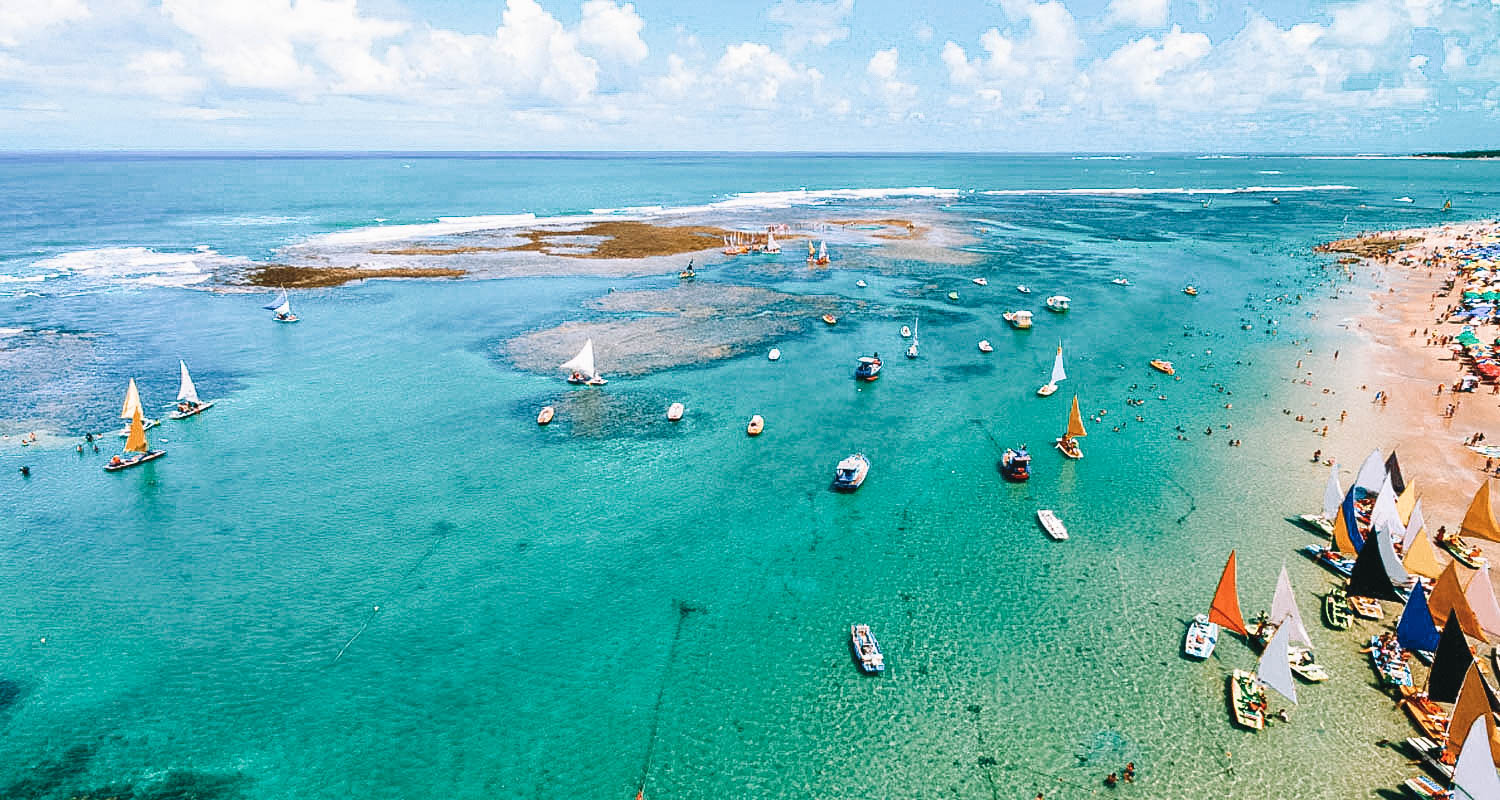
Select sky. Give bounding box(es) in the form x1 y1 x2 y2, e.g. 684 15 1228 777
0 0 1496 151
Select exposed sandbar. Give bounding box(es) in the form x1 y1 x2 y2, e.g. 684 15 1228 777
244 266 467 288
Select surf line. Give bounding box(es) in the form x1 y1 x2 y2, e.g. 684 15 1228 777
636 599 704 799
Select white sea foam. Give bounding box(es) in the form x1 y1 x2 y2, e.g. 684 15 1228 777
0 274 48 283
31 246 251 288
1197 155 1249 159
1072 155 1131 160
0 327 24 337
1257 170 1284 175
309 187 965 247
979 185 1356 196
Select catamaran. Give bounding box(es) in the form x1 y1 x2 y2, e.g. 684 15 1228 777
105 407 165 472
169 360 214 419
264 288 298 323
1037 343 1066 396
116 378 160 436
1055 395 1086 458
561 339 607 386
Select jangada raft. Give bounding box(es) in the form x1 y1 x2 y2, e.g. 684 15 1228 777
560 338 607 386
1055 395 1086 459
105 407 165 472
168 360 214 419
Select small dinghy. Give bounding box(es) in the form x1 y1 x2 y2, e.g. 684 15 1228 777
768 348 781 361
1036 509 1068 541
972 277 988 286
854 355 883 381
667 402 685 422
1183 613 1219 659
947 291 959 301
1149 359 1175 375
855 279 867 288
849 624 885 673
1111 277 1130 286
537 406 555 425
977 340 993 353
747 415 764 436
899 325 911 338
1000 446 1031 481
832 453 870 491
1183 285 1199 296
822 314 838 325
1016 285 1031 294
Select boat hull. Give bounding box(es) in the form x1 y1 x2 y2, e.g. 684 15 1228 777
747 415 764 436
103 450 166 472
1228 670 1266 731
537 407 555 425
1036 509 1068 541
1055 438 1082 459
667 403 685 422
832 455 870 491
1184 615 1218 659
1037 383 1057 396
168 401 215 420
849 624 885 673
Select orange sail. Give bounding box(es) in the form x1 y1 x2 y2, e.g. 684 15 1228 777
1065 395 1087 438
123 408 150 454
1331 503 1358 556
1208 550 1249 636
1444 662 1500 765
1461 480 1500 543
1401 528 1445 581
1429 561 1486 640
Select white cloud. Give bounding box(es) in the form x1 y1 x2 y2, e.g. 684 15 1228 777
126 50 207 101
157 105 249 120
867 47 916 111
578 0 648 63
0 0 89 47
1090 26 1209 101
715 42 812 107
941 1 1083 112
1104 0 1169 28
767 0 854 52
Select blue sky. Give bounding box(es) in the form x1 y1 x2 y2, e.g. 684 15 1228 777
0 0 1496 151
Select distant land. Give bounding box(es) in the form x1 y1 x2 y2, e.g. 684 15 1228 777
1417 150 1500 158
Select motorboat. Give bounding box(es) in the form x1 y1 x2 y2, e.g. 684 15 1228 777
1036 509 1068 541
768 348 781 361
947 291 959 301
849 624 885 673
1183 285 1199 296
972 277 988 286
1016 285 1032 294
978 340 993 353
1111 278 1130 286
900 325 911 338
537 406 555 425
822 314 838 326
1003 311 1033 329
1044 295 1070 312
854 355 883 381
832 453 870 491
667 402 685 422
1184 613 1219 659
856 279 867 288
747 415 764 436
1149 359 1175 375
1000 446 1031 481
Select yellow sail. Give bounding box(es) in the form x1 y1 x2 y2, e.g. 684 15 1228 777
124 407 150 454
1429 561 1486 640
1460 480 1500 543
1396 479 1418 526
1444 662 1500 765
1065 395 1087 438
1401 527 1445 580
120 378 143 420
1331 503 1357 556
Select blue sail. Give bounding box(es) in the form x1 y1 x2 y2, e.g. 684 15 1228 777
1342 489 1365 553
1396 580 1441 653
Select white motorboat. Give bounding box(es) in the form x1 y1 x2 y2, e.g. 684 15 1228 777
849 624 885 673
1184 613 1219 659
1111 277 1130 286
1037 509 1068 541
972 277 988 286
833 453 870 491
667 402 685 421
1044 295 1071 312
768 348 781 361
978 340 993 353
1016 285 1031 294
1004 311 1033 330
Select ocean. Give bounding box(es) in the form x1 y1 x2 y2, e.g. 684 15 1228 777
3 153 1499 799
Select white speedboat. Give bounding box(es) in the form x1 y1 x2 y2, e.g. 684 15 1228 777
537 406 555 425
972 277 988 286
856 279 867 288
1111 277 1130 286
1184 613 1219 659
832 453 870 491
978 340 993 353
947 291 959 301
1016 285 1032 294
850 624 885 673
667 402 685 421
1044 295 1071 312
1037 509 1068 541
899 325 911 338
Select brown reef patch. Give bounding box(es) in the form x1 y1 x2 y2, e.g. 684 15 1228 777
244 266 467 288
507 222 731 259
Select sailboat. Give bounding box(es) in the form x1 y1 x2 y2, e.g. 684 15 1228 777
1187 550 1250 659
1054 395 1086 458
765 231 780 253
1037 343 1066 396
1442 199 1453 213
264 288 298 323
806 240 817 264
560 339 607 386
116 378 160 436
816 241 830 265
906 318 919 359
1299 463 1342 536
168 360 214 419
104 407 166 472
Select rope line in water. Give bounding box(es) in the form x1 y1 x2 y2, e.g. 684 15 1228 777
331 522 453 664
638 600 701 798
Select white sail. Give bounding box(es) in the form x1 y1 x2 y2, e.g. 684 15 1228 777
176 360 199 404
1270 565 1313 647
1353 449 1385 495
1049 344 1067 385
1451 714 1500 800
912 317 919 345
1371 474 1404 540
818 241 827 260
120 378 143 420
273 298 291 316
1256 623 1298 704
1403 499 1427 552
560 338 597 379
766 231 779 252
1466 567 1500 639
1378 525 1412 586
264 289 290 312
1321 463 1343 521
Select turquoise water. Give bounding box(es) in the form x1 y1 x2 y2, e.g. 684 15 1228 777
3 154 1500 799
